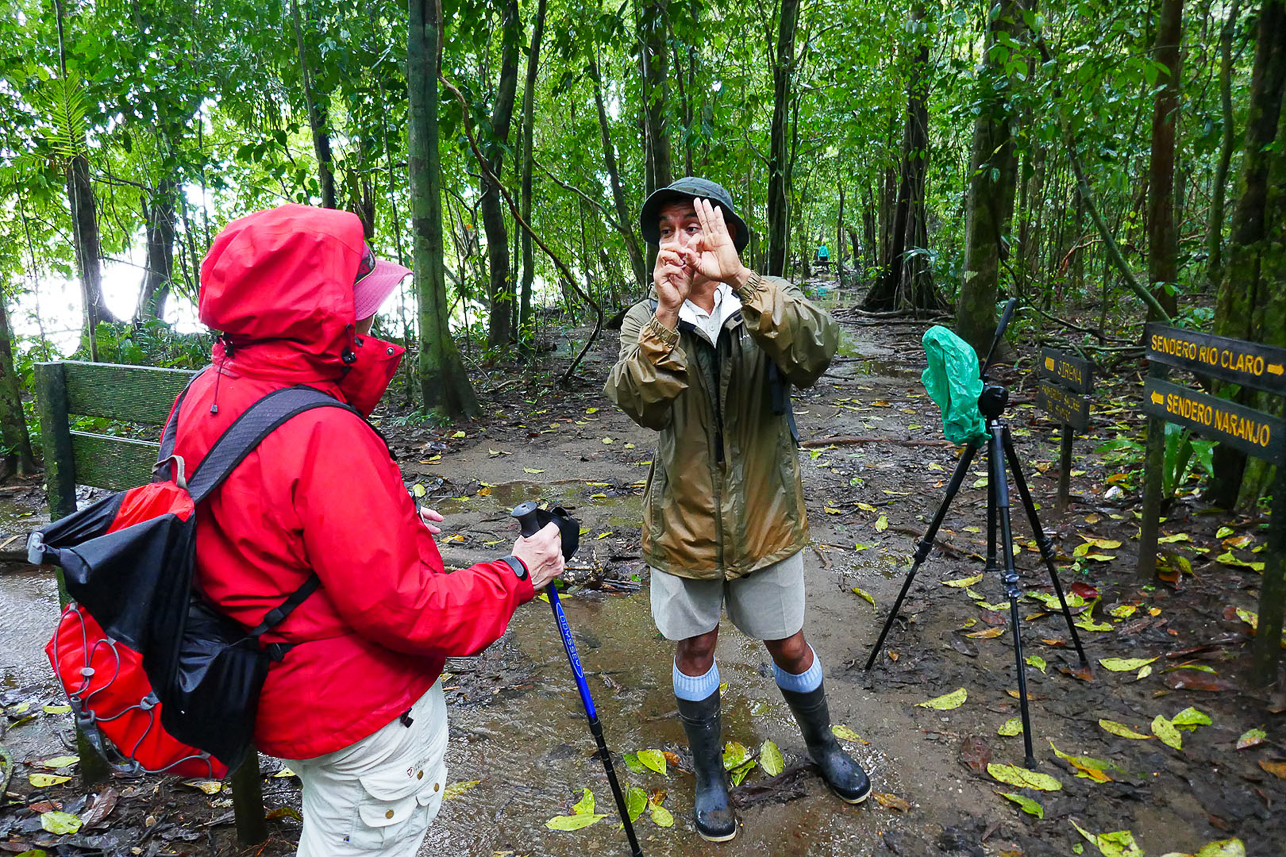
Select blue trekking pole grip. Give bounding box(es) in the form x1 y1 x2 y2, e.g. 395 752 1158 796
512 502 643 857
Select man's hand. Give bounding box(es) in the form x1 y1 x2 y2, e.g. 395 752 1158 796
680 198 753 289
652 247 692 330
511 521 564 590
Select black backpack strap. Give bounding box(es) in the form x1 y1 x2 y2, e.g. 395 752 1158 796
251 573 321 661
155 368 210 480
767 361 800 446
186 386 362 504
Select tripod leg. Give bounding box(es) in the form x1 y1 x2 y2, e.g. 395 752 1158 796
1000 426 1090 667
865 443 979 670
991 428 1037 769
986 457 998 574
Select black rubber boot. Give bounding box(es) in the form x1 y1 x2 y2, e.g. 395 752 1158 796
780 682 871 804
676 690 737 842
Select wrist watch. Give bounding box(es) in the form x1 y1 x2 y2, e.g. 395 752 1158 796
499 555 529 580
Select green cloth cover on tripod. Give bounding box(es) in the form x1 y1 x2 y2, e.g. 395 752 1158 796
921 325 989 446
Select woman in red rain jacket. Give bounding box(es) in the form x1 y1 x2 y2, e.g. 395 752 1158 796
170 204 563 856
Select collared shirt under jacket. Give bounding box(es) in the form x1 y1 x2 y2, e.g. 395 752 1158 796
605 274 839 581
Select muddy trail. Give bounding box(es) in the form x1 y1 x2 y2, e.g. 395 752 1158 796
2 283 1284 856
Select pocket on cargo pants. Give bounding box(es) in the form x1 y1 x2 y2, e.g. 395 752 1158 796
347 757 447 852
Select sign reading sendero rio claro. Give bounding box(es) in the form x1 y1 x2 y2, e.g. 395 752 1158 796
1142 324 1286 466
1145 323 1286 395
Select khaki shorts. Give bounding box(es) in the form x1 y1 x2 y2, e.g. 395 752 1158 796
288 681 448 857
650 551 806 641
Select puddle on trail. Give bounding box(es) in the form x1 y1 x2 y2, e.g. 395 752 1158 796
834 333 923 383
0 498 58 687
0 568 60 686
434 480 644 525
424 589 900 856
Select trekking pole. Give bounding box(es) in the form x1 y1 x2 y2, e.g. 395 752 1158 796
511 502 643 857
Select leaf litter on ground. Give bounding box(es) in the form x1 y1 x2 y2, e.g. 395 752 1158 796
546 787 608 831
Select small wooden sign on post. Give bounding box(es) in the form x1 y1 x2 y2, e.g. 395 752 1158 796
1140 324 1286 685
1037 347 1094 513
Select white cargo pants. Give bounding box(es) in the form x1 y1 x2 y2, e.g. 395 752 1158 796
288 680 449 857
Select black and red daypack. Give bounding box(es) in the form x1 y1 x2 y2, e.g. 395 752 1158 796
31 382 357 774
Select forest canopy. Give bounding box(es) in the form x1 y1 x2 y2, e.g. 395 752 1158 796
1 0 1283 501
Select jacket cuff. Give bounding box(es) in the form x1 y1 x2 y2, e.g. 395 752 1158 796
642 316 680 348
734 271 768 304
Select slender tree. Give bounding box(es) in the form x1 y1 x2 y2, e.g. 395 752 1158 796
766 0 800 278
1146 0 1183 321
290 0 337 208
865 0 939 311
1208 0 1286 508
517 0 549 349
481 0 521 349
956 0 1024 354
409 0 479 417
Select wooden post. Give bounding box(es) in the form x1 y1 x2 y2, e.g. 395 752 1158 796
34 363 76 525
231 754 268 844
1251 466 1286 686
1056 424 1074 514
1137 363 1167 580
33 362 112 784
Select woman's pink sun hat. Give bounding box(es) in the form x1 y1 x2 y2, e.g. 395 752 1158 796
353 244 412 320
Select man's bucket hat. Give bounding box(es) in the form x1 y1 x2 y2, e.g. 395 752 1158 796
639 177 750 253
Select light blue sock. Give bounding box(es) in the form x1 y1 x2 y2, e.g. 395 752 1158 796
673 660 720 701
774 647 823 693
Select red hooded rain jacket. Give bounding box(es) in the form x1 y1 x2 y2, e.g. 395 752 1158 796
169 205 534 760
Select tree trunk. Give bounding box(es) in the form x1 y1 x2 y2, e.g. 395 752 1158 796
956 0 1022 354
291 0 336 209
865 0 939 311
588 50 647 290
1206 0 1241 287
409 0 479 418
0 296 36 479
1147 0 1183 321
1208 0 1286 508
66 153 114 356
766 0 800 278
136 177 176 323
518 0 548 349
639 0 672 195
481 0 521 349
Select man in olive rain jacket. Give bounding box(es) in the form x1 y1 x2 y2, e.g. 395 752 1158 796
605 178 871 842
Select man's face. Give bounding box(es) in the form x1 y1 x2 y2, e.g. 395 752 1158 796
656 200 702 251
655 199 739 250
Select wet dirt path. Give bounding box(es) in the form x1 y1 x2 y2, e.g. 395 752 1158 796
3 291 1283 856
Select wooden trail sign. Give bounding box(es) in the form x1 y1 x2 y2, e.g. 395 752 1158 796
1140 328 1286 686
1145 324 1286 395
1037 347 1095 512
1142 378 1285 465
1040 348 1094 393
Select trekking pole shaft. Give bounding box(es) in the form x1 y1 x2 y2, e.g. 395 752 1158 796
548 585 596 719
548 586 644 855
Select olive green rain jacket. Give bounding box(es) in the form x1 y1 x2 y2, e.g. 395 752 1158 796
605 274 839 581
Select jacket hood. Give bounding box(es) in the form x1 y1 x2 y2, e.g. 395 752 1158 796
199 204 365 376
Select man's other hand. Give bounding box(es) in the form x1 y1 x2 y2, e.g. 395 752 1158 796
653 247 692 329
683 198 752 289
512 521 565 590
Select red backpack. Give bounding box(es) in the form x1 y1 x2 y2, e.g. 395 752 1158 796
32 382 355 775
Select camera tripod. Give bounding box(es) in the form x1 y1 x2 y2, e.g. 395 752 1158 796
864 300 1090 768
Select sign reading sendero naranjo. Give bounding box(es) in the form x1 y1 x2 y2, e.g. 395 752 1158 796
1142 378 1285 465
1145 323 1286 395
